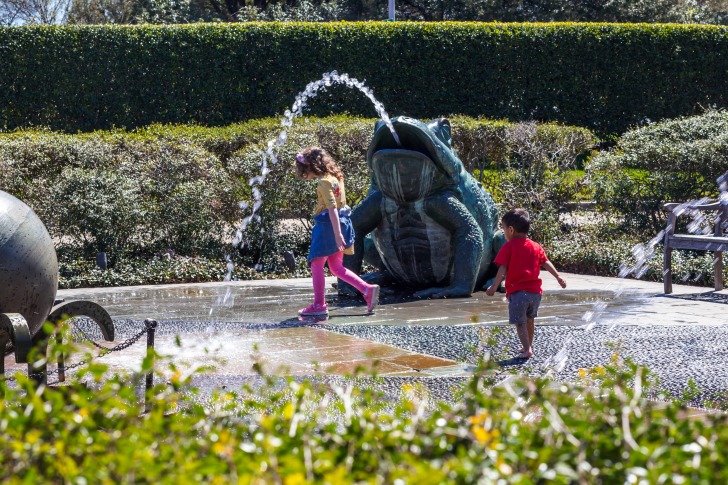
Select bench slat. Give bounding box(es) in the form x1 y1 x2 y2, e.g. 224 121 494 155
667 234 728 251
664 201 723 212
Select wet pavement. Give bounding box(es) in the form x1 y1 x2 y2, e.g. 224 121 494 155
4 273 728 405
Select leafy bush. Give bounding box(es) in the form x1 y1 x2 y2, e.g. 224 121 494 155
2 343 728 482
1 23 727 136
57 253 311 288
0 131 245 258
0 116 592 281
459 119 595 210
586 109 728 234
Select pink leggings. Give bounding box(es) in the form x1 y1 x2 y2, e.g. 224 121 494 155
310 251 371 305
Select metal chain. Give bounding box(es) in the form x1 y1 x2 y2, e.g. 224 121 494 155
3 322 150 383
72 323 148 354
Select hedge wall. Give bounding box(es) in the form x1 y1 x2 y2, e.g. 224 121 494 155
0 22 726 135
0 116 593 267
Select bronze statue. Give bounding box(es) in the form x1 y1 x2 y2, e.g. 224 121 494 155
342 117 504 298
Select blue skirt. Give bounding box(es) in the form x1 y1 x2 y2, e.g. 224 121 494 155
307 208 355 265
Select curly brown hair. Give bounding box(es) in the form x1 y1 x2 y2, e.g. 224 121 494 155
295 146 344 182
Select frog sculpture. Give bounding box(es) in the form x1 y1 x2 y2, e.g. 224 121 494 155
342 116 504 299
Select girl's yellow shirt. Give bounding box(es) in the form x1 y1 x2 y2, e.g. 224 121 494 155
314 174 347 215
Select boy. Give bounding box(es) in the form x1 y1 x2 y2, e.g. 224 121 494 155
486 208 566 359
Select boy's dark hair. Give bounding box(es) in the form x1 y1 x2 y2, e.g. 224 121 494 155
501 208 530 234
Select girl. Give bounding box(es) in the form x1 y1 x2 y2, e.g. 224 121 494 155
295 146 380 317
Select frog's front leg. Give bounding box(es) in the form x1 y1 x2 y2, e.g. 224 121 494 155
414 192 484 299
339 190 384 296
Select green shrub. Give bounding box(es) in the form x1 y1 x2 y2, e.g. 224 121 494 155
0 116 592 280
2 344 728 482
457 118 595 210
57 253 311 288
1 23 727 136
0 131 245 258
586 109 728 234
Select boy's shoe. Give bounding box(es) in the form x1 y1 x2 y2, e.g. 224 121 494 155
364 285 380 313
298 303 329 317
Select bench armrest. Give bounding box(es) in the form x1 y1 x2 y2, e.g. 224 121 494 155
664 199 727 237
663 200 721 212
663 202 680 212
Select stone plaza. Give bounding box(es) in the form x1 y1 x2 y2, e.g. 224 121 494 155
6 272 726 409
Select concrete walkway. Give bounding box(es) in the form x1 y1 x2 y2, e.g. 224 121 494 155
4 273 727 406
52 272 725 327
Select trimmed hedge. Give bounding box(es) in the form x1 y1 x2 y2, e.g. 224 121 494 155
1 22 727 135
0 116 593 278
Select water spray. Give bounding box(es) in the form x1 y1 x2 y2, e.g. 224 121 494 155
216 72 400 306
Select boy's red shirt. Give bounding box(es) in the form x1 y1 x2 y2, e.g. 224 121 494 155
493 237 549 297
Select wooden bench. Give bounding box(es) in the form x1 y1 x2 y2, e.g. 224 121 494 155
663 200 728 294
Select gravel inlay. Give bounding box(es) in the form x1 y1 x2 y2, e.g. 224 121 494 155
320 323 728 406
68 318 728 407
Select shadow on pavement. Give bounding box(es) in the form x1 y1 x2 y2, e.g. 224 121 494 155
664 291 728 304
498 356 530 367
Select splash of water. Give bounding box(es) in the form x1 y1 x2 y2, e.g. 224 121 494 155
213 71 400 310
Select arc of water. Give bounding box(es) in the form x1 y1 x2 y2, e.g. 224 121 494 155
223 71 400 284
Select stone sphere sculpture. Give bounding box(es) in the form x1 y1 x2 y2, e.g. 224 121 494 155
343 116 504 299
1 189 114 383
0 190 58 335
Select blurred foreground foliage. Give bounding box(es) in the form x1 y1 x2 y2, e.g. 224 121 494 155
1 341 727 483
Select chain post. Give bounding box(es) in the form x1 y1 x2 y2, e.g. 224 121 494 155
0 330 8 380
56 333 66 383
144 318 158 413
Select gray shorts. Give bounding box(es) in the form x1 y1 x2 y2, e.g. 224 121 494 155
508 291 542 325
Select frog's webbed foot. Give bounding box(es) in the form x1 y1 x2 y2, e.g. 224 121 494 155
415 284 473 299
482 278 505 294
360 271 393 287
337 272 393 298
336 280 360 298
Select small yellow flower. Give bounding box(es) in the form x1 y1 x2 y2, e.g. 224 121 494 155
469 413 487 425
212 442 232 458
25 430 41 445
284 473 307 485
170 370 183 384
472 426 489 443
471 424 500 444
